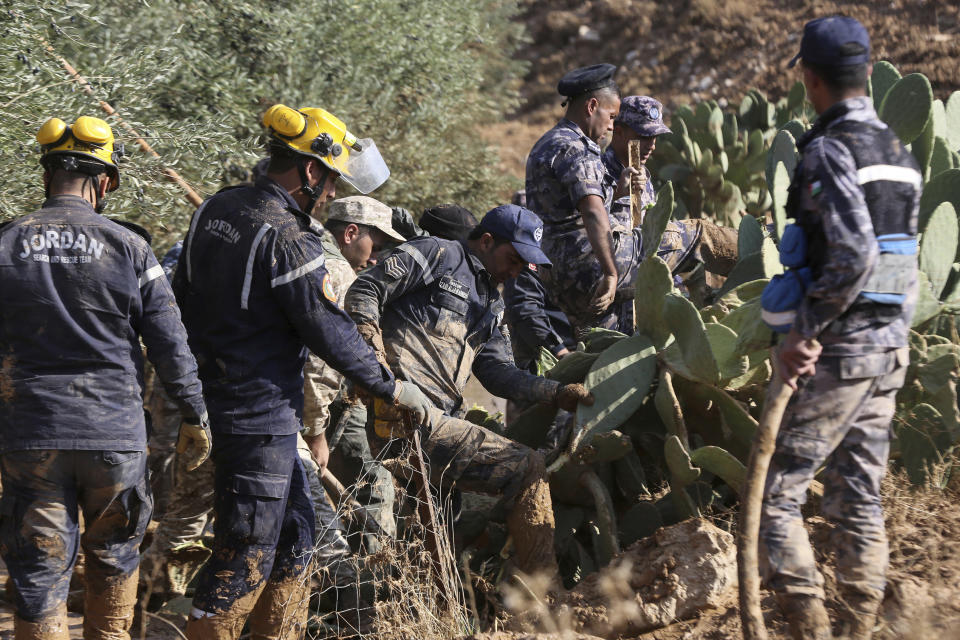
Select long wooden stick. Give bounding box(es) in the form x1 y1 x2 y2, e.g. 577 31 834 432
737 358 795 640
41 39 204 207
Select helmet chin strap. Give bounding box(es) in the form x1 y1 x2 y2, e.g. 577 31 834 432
296 160 330 215
85 174 107 213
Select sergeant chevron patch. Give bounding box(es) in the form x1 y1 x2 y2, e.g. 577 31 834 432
384 255 407 280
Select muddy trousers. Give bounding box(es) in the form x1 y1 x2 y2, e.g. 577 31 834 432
419 408 558 577
759 351 907 614
0 449 152 638
187 434 315 639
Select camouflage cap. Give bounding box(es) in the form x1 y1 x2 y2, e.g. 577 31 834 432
615 96 671 137
327 195 406 243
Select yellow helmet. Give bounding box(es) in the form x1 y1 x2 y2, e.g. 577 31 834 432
262 104 389 194
36 116 124 191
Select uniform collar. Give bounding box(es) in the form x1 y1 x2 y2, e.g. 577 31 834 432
459 239 492 281
254 176 305 215
602 146 625 175
41 194 96 211
801 96 879 149
558 118 601 154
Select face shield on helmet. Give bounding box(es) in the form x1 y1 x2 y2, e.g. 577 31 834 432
262 104 390 194
36 116 124 191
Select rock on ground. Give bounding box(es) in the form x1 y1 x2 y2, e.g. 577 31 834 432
555 518 736 637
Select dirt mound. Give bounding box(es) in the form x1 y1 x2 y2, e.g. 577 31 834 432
491 0 960 182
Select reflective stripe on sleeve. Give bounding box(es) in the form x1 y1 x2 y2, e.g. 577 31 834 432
240 223 272 309
139 264 164 287
396 243 435 285
857 165 922 188
271 255 325 288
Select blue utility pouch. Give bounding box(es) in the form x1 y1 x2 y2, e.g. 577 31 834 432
860 234 917 305
761 267 813 333
778 224 808 269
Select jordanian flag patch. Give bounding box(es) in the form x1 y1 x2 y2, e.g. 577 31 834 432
809 180 822 197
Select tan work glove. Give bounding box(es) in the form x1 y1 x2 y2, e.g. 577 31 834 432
555 383 595 412
373 380 433 440
176 416 212 471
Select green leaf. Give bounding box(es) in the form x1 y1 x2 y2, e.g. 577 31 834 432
913 270 944 328
661 294 721 384
945 91 960 153
634 257 675 350
870 60 902 111
546 350 600 383
664 435 700 485
879 73 934 145
642 182 675 257
738 213 764 257
535 347 559 377
919 169 960 233
919 202 959 299
690 446 747 496
705 322 750 383
572 334 657 452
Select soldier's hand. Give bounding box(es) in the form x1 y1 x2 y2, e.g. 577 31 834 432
556 383 594 412
392 380 433 425
615 166 640 199
777 329 822 390
588 274 618 315
302 433 330 471
176 417 212 471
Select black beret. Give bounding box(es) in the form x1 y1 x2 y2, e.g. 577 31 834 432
420 204 479 242
557 63 617 98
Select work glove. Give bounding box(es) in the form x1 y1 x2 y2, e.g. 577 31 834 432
555 383 595 412
177 416 212 471
392 380 433 426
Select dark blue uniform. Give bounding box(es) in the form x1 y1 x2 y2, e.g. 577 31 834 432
0 195 206 621
760 96 920 609
503 264 576 371
174 177 395 617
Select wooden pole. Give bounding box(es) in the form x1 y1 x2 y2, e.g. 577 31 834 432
41 39 204 208
737 355 796 640
628 139 649 229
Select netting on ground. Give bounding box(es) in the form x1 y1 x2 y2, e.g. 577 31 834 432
303 433 472 639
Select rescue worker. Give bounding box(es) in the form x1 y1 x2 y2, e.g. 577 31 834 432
503 190 575 374
601 95 739 307
759 17 920 640
525 63 632 334
174 104 432 639
344 204 594 577
302 195 404 558
418 203 479 242
0 116 209 639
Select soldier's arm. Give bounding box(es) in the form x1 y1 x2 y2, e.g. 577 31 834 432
269 233 396 400
136 249 207 421
472 324 561 405
579 194 618 278
344 238 443 326
793 137 879 339
504 269 569 357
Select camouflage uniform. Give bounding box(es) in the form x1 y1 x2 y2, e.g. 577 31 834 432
303 232 397 552
759 96 921 612
525 118 640 334
345 233 562 573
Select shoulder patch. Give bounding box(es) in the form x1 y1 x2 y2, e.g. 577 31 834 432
322 273 337 302
383 254 408 280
